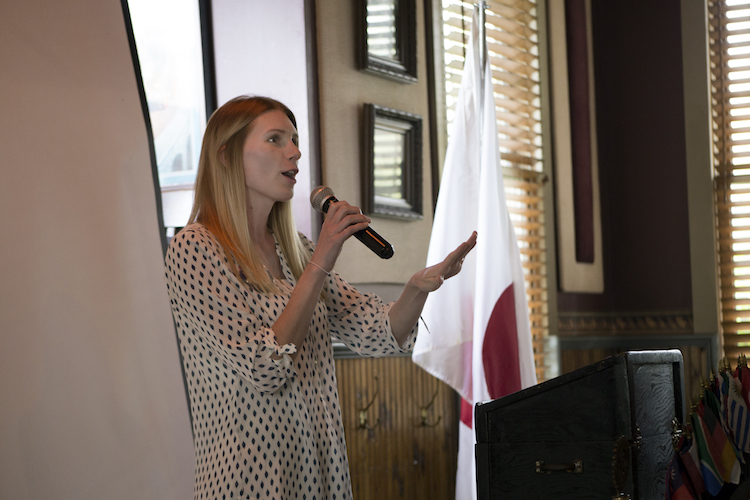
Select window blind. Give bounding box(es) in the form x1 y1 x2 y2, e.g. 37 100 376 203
442 0 547 381
709 0 750 361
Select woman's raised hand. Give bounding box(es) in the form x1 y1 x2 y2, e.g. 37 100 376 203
310 200 371 272
407 231 477 293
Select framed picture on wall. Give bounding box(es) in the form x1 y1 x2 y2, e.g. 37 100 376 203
362 104 423 220
356 0 417 83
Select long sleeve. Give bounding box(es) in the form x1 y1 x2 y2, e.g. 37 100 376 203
165 225 296 394
325 273 417 356
294 234 418 357
167 224 358 499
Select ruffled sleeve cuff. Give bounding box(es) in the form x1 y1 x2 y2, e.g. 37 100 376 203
252 340 298 391
384 302 418 354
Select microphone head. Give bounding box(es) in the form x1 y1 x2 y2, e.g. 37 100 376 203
310 186 335 213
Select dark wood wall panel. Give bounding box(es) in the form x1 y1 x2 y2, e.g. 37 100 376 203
560 345 708 413
557 0 691 314
681 345 710 405
335 356 458 500
559 348 616 375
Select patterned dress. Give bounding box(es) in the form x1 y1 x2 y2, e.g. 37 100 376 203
164 223 416 500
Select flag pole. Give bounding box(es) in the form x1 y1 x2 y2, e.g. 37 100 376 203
475 2 488 160
476 1 487 72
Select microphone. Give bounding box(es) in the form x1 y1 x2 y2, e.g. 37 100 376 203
310 186 394 259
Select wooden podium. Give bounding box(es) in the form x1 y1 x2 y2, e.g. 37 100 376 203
475 350 685 499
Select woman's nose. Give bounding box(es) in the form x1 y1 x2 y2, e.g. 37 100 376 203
288 142 302 162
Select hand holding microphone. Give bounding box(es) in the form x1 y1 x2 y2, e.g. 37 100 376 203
310 186 394 259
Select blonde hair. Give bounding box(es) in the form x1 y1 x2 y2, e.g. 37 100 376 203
188 95 310 293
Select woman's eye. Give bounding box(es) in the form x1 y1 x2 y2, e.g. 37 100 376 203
268 135 279 143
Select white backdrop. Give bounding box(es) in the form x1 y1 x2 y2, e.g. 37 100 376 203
0 0 194 498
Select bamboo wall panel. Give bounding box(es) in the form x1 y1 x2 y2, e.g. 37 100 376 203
335 356 458 500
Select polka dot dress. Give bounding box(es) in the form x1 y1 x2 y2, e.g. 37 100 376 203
164 223 416 500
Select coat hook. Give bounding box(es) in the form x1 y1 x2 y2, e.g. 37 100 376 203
416 388 442 427
358 376 381 431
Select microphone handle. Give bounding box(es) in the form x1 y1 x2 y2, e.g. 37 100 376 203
322 196 394 259
354 227 394 259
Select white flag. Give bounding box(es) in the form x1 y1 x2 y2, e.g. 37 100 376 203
412 6 537 500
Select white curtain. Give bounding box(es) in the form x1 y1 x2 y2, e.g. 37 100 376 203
0 0 194 498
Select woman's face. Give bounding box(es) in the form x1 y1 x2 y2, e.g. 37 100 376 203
241 109 300 208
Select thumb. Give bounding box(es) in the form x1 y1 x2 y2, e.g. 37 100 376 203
429 275 445 291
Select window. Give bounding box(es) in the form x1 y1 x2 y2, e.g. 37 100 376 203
441 0 548 381
709 0 750 361
127 0 209 228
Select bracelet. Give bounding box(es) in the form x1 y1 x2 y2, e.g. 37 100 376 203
308 260 331 276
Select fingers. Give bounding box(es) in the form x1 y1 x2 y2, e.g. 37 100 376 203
319 201 371 246
312 201 373 272
461 231 478 253
457 231 477 261
325 201 369 226
437 231 477 280
445 231 477 265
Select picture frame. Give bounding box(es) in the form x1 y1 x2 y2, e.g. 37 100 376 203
362 104 423 220
356 0 417 83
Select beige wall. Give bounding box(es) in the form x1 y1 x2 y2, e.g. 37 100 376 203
316 0 435 283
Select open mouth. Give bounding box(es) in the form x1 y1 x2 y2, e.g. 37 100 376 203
282 169 297 181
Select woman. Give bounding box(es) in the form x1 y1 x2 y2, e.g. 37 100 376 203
164 95 476 499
